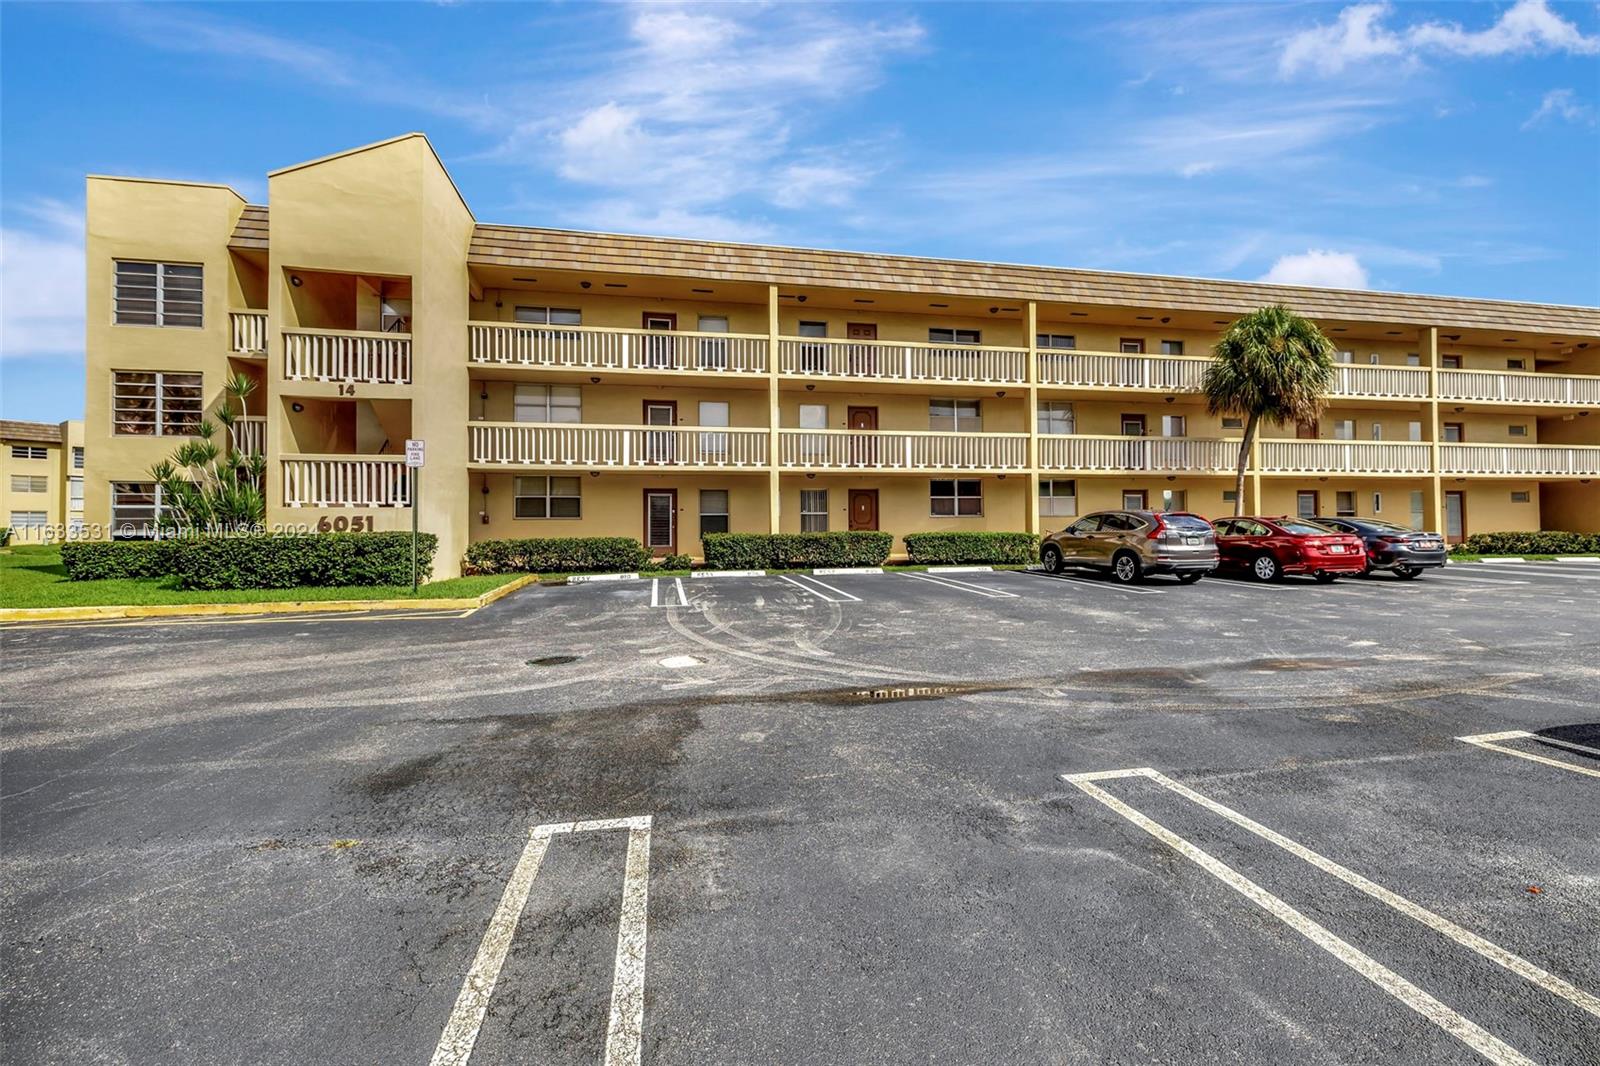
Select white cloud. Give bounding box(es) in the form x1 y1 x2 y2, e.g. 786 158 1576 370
1522 88 1595 129
1281 0 1599 76
1 200 84 360
1178 161 1217 178
1258 250 1371 289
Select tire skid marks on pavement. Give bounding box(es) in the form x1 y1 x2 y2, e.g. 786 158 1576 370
1457 730 1600 780
430 815 654 1066
1022 571 1164 595
1064 766 1600 1065
779 574 862 603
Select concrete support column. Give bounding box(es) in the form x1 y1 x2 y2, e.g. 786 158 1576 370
1423 325 1446 536
1025 301 1040 536
766 284 781 533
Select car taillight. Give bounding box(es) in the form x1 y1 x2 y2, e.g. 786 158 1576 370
1377 535 1401 544
1146 519 1166 540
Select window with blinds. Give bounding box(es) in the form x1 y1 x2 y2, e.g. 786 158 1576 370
114 261 203 327
113 371 204 436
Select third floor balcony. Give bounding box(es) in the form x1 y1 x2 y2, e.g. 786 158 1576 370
469 321 769 376
284 327 412 385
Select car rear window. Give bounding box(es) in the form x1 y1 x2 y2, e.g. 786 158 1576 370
1361 520 1413 533
1161 515 1212 532
1279 520 1338 535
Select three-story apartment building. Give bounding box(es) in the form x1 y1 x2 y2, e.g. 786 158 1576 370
83 134 1600 577
2 420 85 541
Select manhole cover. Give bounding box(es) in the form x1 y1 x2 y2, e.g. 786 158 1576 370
527 655 581 666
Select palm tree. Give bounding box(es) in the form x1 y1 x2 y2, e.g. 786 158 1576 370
1202 304 1337 516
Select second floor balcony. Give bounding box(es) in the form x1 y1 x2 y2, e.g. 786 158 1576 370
1037 350 1431 400
777 429 1028 472
284 327 412 385
470 423 770 469
1438 369 1600 407
1441 443 1600 477
1259 440 1433 475
1039 435 1237 474
229 310 267 356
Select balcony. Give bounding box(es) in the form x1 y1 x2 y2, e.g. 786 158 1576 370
229 310 267 356
1328 364 1430 400
778 338 1026 385
1438 370 1600 407
1259 440 1432 475
232 415 266 457
777 430 1027 472
284 328 412 385
1441 443 1600 477
1037 351 1206 392
469 323 768 375
1040 435 1237 474
470 423 769 469
282 456 410 507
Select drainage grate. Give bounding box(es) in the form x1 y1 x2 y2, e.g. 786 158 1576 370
527 655 581 667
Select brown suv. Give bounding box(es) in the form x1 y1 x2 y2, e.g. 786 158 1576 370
1039 510 1220 584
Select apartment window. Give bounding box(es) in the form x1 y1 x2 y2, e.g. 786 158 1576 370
9 475 47 493
1506 358 1525 370
1335 350 1354 364
514 475 581 518
697 401 729 460
1160 340 1184 356
1336 491 1357 517
513 384 581 424
1120 414 1146 437
1296 491 1319 518
1037 334 1076 349
1508 424 1528 438
929 327 980 345
1037 401 1075 435
1119 338 1145 354
514 306 582 326
72 447 84 469
1039 479 1077 517
1122 490 1148 510
1408 421 1423 442
113 261 202 327
1221 417 1244 430
1442 422 1464 443
798 403 828 460
1159 489 1187 512
112 371 203 436
697 315 729 369
1406 353 1421 366
1372 492 1382 514
1371 423 1383 441
930 398 982 431
1407 491 1425 529
699 489 730 535
112 481 163 537
1510 490 1531 504
10 445 47 460
1222 490 1238 504
69 477 83 510
1160 414 1187 437
1332 419 1356 440
797 321 828 372
9 511 46 530
800 489 829 532
931 479 982 516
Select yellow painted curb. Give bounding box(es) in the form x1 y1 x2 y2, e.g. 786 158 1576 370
0 574 537 625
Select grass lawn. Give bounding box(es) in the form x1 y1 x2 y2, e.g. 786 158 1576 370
0 544 522 609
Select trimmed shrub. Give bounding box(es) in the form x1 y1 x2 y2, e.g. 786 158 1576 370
464 536 649 575
1453 530 1600 556
902 531 1039 565
61 540 180 580
643 553 692 572
700 532 893 570
171 532 436 590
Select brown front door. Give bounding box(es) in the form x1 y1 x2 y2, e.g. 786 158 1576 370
849 489 879 531
1296 490 1320 519
645 489 677 554
846 323 878 376
1296 420 1319 439
848 406 878 467
644 401 677 464
642 311 677 368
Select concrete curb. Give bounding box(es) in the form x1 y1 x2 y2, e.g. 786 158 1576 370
690 570 765 578
0 574 536 625
927 565 994 573
567 573 640 583
811 567 884 576
1554 556 1600 562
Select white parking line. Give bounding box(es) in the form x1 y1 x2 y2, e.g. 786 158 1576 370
1423 572 1530 587
648 578 690 608
1455 564 1600 581
431 814 654 1066
1064 768 1600 1032
901 572 1019 598
1457 730 1600 780
1020 571 1163 595
778 574 862 603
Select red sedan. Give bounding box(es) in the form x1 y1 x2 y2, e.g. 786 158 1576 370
1211 516 1369 583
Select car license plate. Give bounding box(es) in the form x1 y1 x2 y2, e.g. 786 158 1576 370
1328 544 1345 553
1184 536 1201 546
1419 540 1440 550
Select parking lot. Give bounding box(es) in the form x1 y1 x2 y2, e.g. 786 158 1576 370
3 560 1597 1064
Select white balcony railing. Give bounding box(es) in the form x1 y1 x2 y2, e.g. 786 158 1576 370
778 338 1027 385
1438 370 1600 407
1329 364 1430 399
1037 351 1207 391
1039 435 1238 473
229 310 267 355
284 328 412 384
1259 440 1433 475
1441 444 1600 477
282 457 411 508
232 415 266 457
470 423 769 468
469 323 768 374
778 429 1028 471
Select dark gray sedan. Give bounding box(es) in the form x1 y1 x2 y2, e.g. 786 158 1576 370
1312 516 1449 578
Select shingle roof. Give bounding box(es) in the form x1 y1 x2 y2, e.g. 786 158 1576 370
228 205 269 251
0 420 62 445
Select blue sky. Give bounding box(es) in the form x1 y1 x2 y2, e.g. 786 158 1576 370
3 1 1598 422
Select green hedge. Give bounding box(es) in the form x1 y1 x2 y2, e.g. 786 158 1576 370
61 540 180 580
464 536 649 574
62 533 435 589
1453 530 1600 556
701 532 893 569
643 553 692 571
902 532 1039 565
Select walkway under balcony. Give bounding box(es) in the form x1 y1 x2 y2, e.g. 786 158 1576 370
777 429 1028 473
470 423 769 470
469 322 769 376
1438 369 1600 407
1441 443 1600 477
1039 435 1237 474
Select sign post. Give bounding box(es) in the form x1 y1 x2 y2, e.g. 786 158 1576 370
404 439 426 593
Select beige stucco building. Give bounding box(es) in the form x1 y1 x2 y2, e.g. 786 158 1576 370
2 420 85 541
82 134 1600 577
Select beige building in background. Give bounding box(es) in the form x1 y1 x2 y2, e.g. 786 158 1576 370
82 134 1600 577
2 420 85 541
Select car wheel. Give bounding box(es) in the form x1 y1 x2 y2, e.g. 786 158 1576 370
1041 545 1064 574
1177 571 1204 585
1314 571 1339 584
1393 566 1420 580
1251 553 1280 582
1111 551 1144 585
